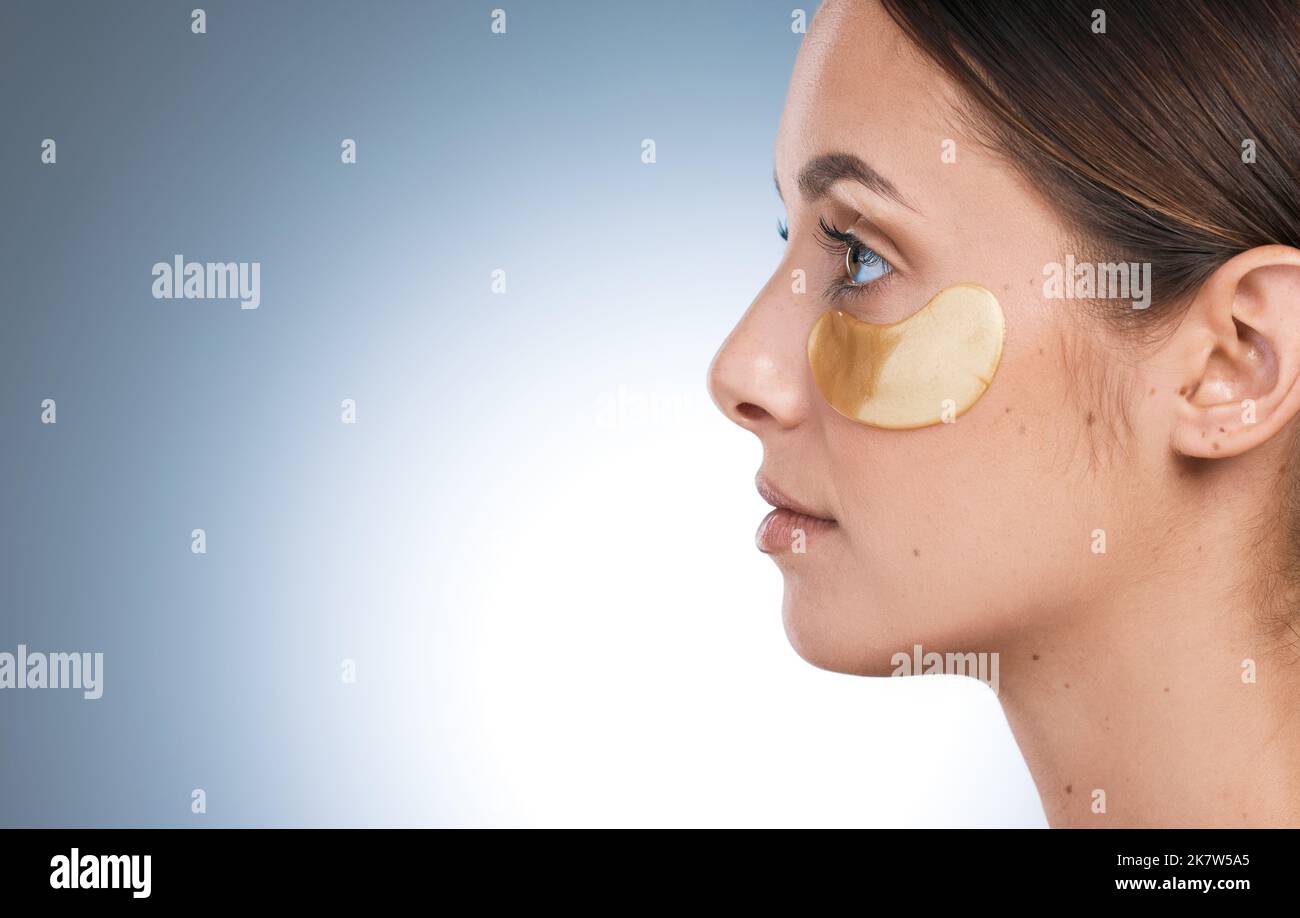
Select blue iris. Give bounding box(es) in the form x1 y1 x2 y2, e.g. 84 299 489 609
846 242 891 285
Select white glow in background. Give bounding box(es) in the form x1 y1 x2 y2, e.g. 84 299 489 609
0 0 1045 826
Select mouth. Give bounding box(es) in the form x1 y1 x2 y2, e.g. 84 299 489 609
754 473 837 554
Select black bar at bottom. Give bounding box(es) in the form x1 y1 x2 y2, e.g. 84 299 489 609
0 827 1288 904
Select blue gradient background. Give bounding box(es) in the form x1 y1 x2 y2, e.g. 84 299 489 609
0 0 1045 826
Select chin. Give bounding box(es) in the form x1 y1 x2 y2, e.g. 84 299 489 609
779 576 900 677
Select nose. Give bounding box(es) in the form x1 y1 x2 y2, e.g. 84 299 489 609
707 276 812 434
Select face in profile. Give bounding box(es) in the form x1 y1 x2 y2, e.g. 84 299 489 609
709 1 1093 673
707 0 1300 683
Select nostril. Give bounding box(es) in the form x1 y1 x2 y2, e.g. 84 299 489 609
736 402 769 422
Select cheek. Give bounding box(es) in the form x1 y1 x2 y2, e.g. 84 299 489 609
811 288 1099 570
822 419 1000 585
819 323 1081 573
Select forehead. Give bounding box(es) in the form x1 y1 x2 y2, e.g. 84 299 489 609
775 1 969 209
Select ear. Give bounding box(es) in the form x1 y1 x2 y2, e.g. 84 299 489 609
1168 245 1300 459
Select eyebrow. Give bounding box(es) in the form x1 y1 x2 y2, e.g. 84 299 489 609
774 152 917 211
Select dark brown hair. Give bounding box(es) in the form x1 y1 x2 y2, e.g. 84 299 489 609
880 0 1300 331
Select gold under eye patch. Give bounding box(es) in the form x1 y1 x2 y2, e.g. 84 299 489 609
806 283 1004 429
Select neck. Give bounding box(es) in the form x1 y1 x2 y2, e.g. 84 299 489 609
996 549 1300 827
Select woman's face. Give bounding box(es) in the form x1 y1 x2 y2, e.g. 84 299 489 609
708 0 1161 673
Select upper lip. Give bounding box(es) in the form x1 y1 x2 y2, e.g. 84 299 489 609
755 472 835 522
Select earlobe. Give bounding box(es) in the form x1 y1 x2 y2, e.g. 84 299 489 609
1169 247 1300 459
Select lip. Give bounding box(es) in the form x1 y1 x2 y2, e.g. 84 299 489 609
754 473 837 554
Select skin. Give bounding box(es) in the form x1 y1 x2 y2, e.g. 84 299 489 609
708 0 1300 827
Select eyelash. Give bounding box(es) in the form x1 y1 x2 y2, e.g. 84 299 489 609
778 217 893 301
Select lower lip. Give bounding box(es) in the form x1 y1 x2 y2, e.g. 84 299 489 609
756 508 837 554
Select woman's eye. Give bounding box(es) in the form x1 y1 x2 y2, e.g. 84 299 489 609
814 216 891 292
845 242 891 285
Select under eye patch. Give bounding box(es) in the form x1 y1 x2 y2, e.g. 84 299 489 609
806 283 1004 429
